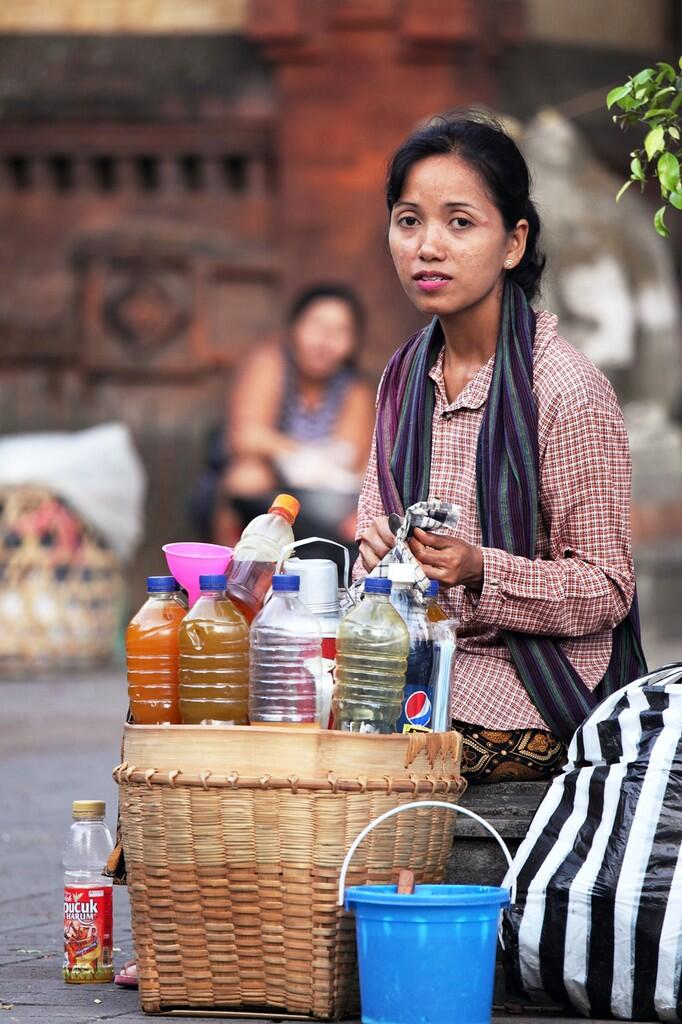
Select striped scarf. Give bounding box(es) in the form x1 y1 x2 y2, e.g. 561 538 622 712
375 280 647 741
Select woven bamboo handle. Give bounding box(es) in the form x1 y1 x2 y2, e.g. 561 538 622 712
337 800 516 906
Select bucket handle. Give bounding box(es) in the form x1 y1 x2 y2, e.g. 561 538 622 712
276 536 351 592
337 800 516 907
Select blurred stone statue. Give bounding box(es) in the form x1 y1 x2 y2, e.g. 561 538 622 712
515 109 682 497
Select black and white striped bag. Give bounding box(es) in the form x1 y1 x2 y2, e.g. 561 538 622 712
503 663 682 1021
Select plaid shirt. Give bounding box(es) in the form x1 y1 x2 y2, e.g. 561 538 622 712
355 311 636 732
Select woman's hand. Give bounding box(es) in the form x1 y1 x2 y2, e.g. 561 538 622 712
359 516 395 572
408 527 484 590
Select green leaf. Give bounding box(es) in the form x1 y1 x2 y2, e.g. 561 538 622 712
645 125 666 159
606 84 633 110
643 107 674 120
617 95 637 112
652 87 676 102
658 152 681 192
669 190 682 210
632 68 655 86
672 91 682 114
669 126 681 141
656 62 676 82
614 181 630 202
654 206 670 237
630 156 645 181
628 93 649 109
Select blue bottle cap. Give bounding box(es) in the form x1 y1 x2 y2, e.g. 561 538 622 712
364 577 392 595
199 573 227 591
427 580 439 597
272 574 300 592
147 575 180 593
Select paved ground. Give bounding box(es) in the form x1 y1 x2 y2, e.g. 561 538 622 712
3 659 677 1024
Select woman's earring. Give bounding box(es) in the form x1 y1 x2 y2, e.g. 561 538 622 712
504 259 513 269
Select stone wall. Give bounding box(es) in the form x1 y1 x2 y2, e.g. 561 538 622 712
0 0 248 32
0 35 278 600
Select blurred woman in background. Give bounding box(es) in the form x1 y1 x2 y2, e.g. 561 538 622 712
212 283 375 548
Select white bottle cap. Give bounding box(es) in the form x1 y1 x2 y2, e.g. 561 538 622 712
285 558 339 613
387 563 418 583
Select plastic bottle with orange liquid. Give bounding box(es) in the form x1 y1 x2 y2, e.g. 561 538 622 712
178 573 250 724
226 494 300 621
424 580 448 623
125 576 186 724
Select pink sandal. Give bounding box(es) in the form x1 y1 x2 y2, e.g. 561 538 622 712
114 960 138 988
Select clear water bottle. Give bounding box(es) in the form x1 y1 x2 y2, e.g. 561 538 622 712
178 574 250 724
333 577 409 734
388 564 435 732
430 617 457 732
62 800 114 984
249 574 322 726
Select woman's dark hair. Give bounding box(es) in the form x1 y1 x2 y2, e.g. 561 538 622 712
386 112 545 302
287 283 366 342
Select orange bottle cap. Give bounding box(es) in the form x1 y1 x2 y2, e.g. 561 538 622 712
270 493 300 523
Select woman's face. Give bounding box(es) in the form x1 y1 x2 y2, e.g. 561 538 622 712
290 298 357 380
388 153 528 320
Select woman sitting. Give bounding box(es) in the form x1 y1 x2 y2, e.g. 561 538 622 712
356 113 647 783
213 283 375 547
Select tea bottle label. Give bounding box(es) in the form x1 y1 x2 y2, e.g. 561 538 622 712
63 885 113 983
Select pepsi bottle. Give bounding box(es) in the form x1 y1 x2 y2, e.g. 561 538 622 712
388 564 435 732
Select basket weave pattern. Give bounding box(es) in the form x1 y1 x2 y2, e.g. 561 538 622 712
116 729 464 1018
0 486 123 672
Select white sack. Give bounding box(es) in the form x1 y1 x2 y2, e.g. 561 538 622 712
0 422 146 560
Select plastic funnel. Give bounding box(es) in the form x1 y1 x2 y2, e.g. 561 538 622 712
163 542 233 608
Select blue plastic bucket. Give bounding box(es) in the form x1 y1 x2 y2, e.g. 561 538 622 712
345 883 509 1024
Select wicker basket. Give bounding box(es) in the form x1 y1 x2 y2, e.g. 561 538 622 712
0 485 124 674
116 724 465 1019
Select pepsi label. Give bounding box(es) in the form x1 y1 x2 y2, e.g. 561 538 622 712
396 638 435 732
400 688 433 732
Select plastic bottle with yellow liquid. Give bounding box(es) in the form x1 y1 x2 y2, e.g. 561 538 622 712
333 578 409 734
424 579 448 622
178 573 250 724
